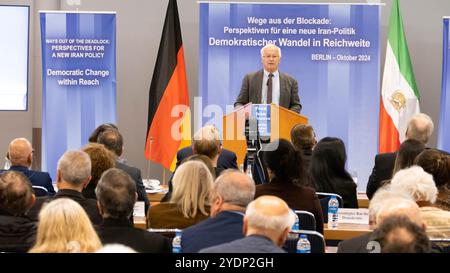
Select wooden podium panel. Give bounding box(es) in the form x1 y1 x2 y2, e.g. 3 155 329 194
222 103 308 166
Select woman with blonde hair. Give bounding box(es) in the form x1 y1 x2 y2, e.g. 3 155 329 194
29 198 102 253
147 161 213 229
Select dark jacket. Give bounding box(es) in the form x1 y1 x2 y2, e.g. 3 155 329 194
200 234 286 253
181 210 245 253
366 152 397 199
337 232 372 253
116 161 150 213
333 177 359 209
28 189 102 225
255 178 324 234
176 146 238 170
96 218 171 253
2 166 55 195
0 212 37 253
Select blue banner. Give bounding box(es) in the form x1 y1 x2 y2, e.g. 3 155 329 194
199 3 380 190
438 18 450 152
40 12 116 180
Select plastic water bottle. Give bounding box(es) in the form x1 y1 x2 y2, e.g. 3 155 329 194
246 163 253 179
296 234 311 253
328 196 339 229
172 231 182 253
292 211 300 231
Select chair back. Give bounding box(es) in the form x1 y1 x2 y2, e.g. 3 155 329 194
283 230 325 253
294 210 316 231
430 238 450 253
147 228 182 240
32 186 49 197
317 192 343 223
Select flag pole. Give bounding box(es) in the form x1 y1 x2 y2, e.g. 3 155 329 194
146 136 152 181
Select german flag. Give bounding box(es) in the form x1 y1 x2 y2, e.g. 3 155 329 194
144 0 191 171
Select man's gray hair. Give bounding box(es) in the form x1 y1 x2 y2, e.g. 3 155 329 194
390 166 438 204
245 198 295 232
369 187 413 223
214 170 255 207
57 150 91 185
406 113 434 144
260 43 282 58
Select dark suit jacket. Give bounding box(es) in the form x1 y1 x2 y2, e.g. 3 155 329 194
181 210 245 253
200 234 286 253
234 69 302 113
255 180 324 234
0 213 37 253
366 152 397 199
337 232 372 253
2 166 55 195
27 189 102 225
176 146 238 170
116 161 150 213
96 218 171 253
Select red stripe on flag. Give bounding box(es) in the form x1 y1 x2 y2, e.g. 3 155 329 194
144 48 189 169
379 99 400 153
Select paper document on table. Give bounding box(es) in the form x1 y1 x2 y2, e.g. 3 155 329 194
133 201 145 217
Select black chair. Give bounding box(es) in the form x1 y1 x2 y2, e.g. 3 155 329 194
146 228 181 240
283 230 326 253
294 210 316 231
317 192 343 223
32 185 49 197
430 238 450 253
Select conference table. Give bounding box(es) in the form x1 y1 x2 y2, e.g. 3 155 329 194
357 192 370 208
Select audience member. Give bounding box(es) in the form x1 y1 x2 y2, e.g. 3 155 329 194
27 150 102 225
290 124 316 170
88 123 118 143
366 113 434 199
95 168 171 253
181 170 255 253
0 171 37 252
392 139 426 175
29 198 101 253
97 129 150 213
310 137 358 208
255 139 323 233
81 143 115 199
200 196 295 253
147 161 213 229
1 138 55 195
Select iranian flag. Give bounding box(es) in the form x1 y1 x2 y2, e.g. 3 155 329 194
379 0 420 153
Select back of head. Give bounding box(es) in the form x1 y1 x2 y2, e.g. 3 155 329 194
290 124 316 151
183 154 215 179
82 143 115 185
393 139 426 174
7 138 33 167
95 168 136 219
369 188 413 225
371 215 430 253
390 166 438 204
97 129 123 157
0 171 34 216
96 244 137 253
262 139 303 183
214 170 255 208
245 195 295 236
415 149 450 187
406 113 434 144
171 160 214 218
30 198 101 253
375 197 423 227
193 125 221 159
88 123 118 143
57 150 91 186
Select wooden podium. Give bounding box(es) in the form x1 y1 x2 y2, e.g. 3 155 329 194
222 103 308 166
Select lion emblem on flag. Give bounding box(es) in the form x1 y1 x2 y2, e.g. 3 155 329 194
390 90 406 111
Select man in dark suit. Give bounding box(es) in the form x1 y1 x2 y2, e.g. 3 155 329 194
234 44 302 113
0 171 37 253
1 138 55 195
200 195 295 253
366 113 435 199
27 150 102 225
97 129 150 213
95 168 171 253
176 146 237 171
181 170 255 253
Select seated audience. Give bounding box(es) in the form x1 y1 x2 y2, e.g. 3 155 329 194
255 139 323 233
370 215 431 253
81 143 115 199
0 171 37 252
309 137 358 208
27 151 102 225
1 138 55 195
95 168 170 253
200 196 295 253
97 129 150 213
147 160 213 229
88 123 118 143
29 198 101 253
290 124 317 170
181 170 255 253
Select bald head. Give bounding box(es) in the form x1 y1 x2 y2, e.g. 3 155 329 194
214 170 255 206
8 138 33 167
376 197 424 228
406 113 434 144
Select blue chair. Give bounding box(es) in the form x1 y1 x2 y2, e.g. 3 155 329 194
294 210 316 231
32 185 49 197
317 192 344 223
283 230 326 253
